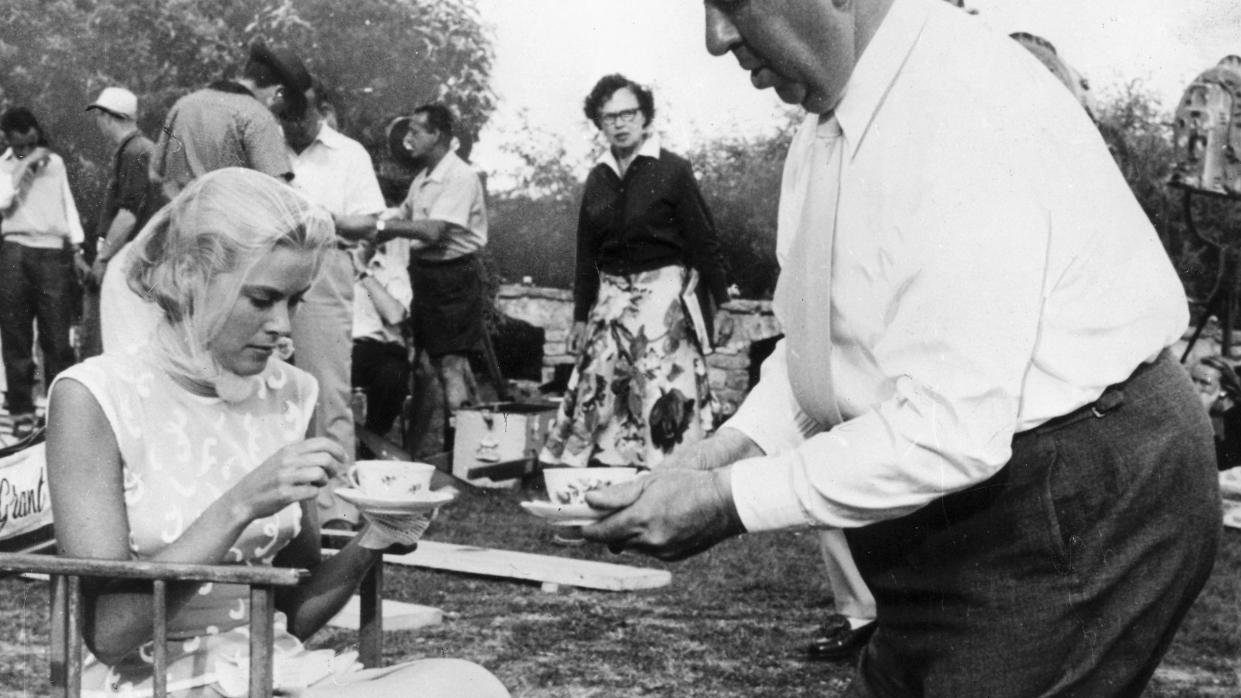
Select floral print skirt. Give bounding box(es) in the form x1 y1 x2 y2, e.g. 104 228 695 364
539 265 716 469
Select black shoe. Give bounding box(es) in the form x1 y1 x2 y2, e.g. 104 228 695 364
806 614 877 662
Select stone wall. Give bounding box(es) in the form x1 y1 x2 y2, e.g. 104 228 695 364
495 284 782 417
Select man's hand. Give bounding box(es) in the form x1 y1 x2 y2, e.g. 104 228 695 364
580 468 746 561
90 258 108 287
72 250 91 283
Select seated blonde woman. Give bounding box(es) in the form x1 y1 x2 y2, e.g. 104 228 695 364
46 168 508 697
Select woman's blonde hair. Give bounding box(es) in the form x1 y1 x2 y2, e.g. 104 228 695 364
127 168 334 392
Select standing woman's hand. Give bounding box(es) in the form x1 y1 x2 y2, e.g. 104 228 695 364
568 321 588 354
222 437 347 523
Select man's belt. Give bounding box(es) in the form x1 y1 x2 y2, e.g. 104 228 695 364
412 253 476 268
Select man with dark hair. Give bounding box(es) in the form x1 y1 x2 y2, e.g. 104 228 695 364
279 80 387 527
586 0 1219 695
367 103 488 450
0 106 86 435
83 87 159 358
149 42 309 200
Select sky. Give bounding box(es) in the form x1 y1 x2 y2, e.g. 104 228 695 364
471 0 1240 181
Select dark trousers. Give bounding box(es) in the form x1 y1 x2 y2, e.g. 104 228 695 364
845 351 1220 697
0 242 77 414
351 338 410 436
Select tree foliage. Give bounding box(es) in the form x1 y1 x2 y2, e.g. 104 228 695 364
1093 81 1237 316
488 114 797 297
0 0 495 223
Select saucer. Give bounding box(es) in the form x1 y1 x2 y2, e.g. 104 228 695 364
520 500 608 527
335 487 455 515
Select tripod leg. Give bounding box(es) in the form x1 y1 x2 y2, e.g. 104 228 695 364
1183 247 1238 362
1183 285 1228 362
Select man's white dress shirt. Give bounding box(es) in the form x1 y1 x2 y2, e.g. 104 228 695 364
725 0 1189 531
288 124 385 220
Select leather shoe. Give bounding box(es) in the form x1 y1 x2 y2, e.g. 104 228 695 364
806 614 876 662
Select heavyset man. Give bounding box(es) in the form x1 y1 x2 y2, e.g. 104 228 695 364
586 0 1220 695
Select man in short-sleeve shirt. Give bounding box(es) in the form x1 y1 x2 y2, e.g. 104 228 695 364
371 104 488 445
149 42 308 200
108 43 310 353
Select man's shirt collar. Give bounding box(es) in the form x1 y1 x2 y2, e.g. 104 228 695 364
833 0 931 158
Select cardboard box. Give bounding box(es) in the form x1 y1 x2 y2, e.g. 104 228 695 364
452 402 558 488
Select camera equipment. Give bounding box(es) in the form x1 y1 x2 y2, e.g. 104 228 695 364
1171 56 1241 359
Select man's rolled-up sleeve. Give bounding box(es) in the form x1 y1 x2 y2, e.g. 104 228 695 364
727 158 1049 531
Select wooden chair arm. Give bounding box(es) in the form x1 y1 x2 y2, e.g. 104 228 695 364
0 552 308 698
0 552 308 586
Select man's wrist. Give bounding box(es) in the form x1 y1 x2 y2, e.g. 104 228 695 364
711 467 747 537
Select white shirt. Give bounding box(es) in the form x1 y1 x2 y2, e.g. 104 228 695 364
398 150 488 261
595 134 662 179
352 241 412 344
287 124 385 218
725 0 1189 531
0 150 84 247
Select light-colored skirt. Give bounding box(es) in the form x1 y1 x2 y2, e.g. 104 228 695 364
540 265 716 468
80 612 362 697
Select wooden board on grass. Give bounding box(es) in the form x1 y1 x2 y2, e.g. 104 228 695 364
326 595 443 632
384 540 671 592
1224 499 1241 531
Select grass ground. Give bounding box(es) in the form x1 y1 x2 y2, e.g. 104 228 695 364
1 482 1238 697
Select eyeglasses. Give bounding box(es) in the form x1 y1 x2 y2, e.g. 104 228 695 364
600 108 642 127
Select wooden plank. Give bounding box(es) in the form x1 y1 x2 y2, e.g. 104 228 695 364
1224 499 1241 531
384 540 671 592
327 595 443 632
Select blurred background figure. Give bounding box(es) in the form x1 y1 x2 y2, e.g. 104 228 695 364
1190 354 1241 471
281 79 388 529
148 41 303 201
539 74 732 470
369 104 490 454
0 106 86 437
83 86 160 359
350 237 413 438
1010 32 1097 119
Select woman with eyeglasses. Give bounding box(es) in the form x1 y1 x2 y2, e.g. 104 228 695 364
539 74 734 475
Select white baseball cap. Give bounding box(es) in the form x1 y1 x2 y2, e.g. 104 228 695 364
85 87 138 120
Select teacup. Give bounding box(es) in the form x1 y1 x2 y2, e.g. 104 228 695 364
543 467 639 506
348 460 437 500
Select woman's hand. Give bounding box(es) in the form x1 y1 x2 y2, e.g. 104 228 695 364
568 321 588 354
224 437 347 523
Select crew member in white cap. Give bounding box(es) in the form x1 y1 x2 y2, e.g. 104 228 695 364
84 86 159 357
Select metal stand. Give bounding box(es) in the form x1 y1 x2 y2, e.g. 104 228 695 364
1179 190 1241 361
1182 245 1240 361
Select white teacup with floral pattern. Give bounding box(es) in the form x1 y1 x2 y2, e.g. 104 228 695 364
542 467 640 506
347 460 437 500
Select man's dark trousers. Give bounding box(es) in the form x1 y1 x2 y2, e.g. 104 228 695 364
845 351 1220 697
0 241 78 414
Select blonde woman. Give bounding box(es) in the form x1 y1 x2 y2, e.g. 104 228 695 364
47 169 508 697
